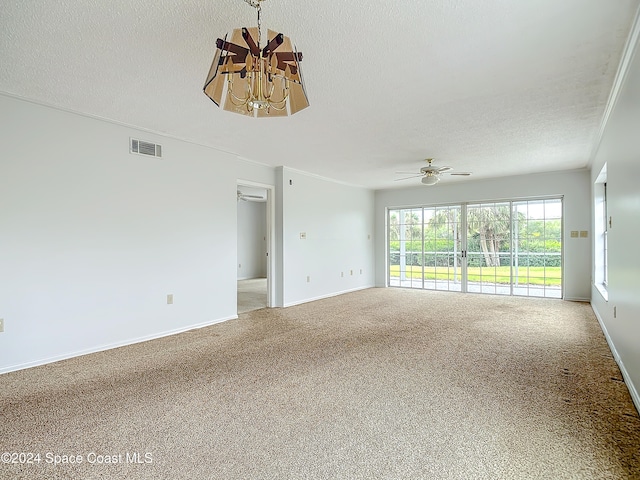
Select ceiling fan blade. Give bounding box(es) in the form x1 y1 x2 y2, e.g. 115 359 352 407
238 190 264 198
237 191 265 202
437 166 453 173
394 174 423 181
395 171 421 175
449 172 472 176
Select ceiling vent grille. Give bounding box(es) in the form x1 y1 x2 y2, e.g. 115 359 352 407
130 138 162 158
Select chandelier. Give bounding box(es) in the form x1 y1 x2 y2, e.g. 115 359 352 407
203 0 309 117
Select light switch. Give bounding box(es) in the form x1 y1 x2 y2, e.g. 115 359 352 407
580 231 588 238
570 231 578 238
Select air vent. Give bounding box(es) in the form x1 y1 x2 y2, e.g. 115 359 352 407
130 138 162 158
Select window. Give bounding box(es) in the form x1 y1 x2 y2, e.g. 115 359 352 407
594 164 608 298
603 182 608 287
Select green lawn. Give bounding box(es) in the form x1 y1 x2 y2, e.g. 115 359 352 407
389 265 561 286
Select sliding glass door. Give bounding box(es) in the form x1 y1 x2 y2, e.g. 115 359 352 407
466 201 512 295
389 208 424 288
388 197 562 298
389 205 463 292
511 199 562 298
423 205 463 292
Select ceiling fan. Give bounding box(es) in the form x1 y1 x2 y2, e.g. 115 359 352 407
395 159 472 185
237 190 265 201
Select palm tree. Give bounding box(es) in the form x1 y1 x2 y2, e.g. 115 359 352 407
467 204 511 267
389 210 422 242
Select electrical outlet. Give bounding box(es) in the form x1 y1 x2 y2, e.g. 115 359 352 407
167 294 174 305
0 318 4 333
614 306 617 318
307 276 310 283
360 269 363 274
341 272 344 277
350 270 353 276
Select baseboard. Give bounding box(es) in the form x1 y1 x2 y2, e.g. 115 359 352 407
622 362 640 415
564 296 591 302
591 302 640 415
0 315 237 375
284 285 374 308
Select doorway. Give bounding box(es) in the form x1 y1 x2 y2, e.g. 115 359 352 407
388 197 563 298
237 182 273 313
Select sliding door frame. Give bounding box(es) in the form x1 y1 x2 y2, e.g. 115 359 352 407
387 196 564 298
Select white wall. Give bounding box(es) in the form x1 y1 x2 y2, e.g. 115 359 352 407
590 29 640 410
237 200 267 279
0 94 378 373
0 94 274 373
278 168 376 307
374 169 592 301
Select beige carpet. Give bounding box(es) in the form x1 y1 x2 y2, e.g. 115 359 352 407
237 278 267 313
1 288 639 479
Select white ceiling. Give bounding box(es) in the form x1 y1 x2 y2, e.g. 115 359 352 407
1 0 638 189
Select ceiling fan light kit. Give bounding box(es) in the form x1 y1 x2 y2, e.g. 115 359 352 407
395 158 472 186
203 0 309 117
421 174 440 185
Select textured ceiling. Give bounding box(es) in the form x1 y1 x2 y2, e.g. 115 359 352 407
1 0 639 189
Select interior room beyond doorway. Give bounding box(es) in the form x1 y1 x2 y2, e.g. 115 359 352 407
237 185 269 312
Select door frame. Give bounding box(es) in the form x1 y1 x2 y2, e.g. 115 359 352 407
237 180 275 308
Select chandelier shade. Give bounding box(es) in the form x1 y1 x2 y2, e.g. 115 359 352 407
203 3 309 118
